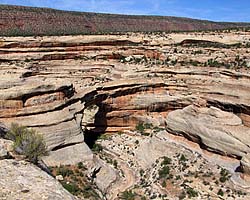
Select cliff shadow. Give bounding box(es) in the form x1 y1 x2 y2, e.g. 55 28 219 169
84 102 110 149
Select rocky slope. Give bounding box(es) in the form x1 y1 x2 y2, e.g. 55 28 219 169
1 30 250 199
0 159 80 200
0 138 80 200
1 5 250 36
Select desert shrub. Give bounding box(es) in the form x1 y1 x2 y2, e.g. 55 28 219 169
217 189 224 196
186 187 198 198
139 169 144 176
56 165 74 177
77 162 86 170
120 190 136 200
6 123 48 164
158 166 170 179
113 160 118 168
136 123 153 136
143 123 153 129
161 156 172 166
92 143 103 152
135 123 145 133
161 180 166 187
179 154 187 162
178 191 186 200
219 168 231 183
153 126 165 132
81 185 100 199
61 182 80 195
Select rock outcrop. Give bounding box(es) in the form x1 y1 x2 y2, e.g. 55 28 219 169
241 154 250 175
1 31 250 199
0 139 13 159
0 159 79 200
166 105 250 158
1 32 250 166
42 143 93 167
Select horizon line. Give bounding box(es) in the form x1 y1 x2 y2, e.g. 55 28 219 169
1 3 249 24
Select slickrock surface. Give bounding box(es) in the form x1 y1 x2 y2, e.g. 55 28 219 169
0 159 79 200
1 30 250 199
166 105 250 157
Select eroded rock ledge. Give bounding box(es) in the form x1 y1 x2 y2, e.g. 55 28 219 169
1 32 250 197
167 105 250 158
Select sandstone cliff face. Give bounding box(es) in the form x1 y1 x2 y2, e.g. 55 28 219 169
166 105 250 157
1 32 250 162
1 31 250 198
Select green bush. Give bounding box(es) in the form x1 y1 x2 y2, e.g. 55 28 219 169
161 156 172 165
120 190 136 200
136 123 145 133
158 166 170 179
217 189 224 196
179 154 187 162
61 182 80 195
113 160 118 168
178 191 186 200
56 165 74 177
92 143 103 152
161 180 166 187
6 123 48 164
77 162 86 170
143 123 153 129
186 187 198 198
219 168 231 183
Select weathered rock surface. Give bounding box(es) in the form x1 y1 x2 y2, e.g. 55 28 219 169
166 105 250 158
0 139 13 159
0 123 7 137
101 130 250 200
241 154 250 175
1 32 250 163
0 159 79 200
1 31 250 198
42 143 93 167
92 159 117 193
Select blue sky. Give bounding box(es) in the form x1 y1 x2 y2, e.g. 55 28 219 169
1 0 250 22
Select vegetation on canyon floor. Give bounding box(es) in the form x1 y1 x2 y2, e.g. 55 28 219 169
90 125 248 200
50 163 101 199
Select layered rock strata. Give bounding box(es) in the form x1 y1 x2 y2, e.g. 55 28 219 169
1 32 250 184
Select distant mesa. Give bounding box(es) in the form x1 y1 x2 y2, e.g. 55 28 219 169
0 4 250 36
